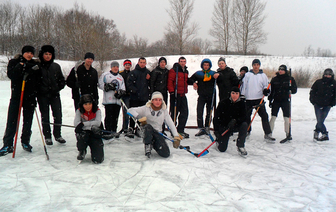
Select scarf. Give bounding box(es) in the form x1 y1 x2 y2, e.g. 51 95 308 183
203 69 211 81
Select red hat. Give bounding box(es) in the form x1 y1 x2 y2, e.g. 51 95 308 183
123 59 132 66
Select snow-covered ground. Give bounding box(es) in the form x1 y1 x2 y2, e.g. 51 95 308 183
0 55 336 211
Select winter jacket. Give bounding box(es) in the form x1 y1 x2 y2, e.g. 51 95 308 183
190 70 216 96
7 54 40 100
268 72 297 103
149 66 169 95
213 97 246 133
119 69 131 97
127 64 150 101
240 70 269 100
216 66 239 100
74 108 102 130
167 63 193 95
66 63 99 102
98 71 126 105
38 62 65 96
310 77 336 107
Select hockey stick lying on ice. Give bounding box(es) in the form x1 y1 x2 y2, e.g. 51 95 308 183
195 129 230 158
43 122 116 135
120 99 144 137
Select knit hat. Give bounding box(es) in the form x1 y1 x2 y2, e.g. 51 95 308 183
158 57 167 65
110 61 119 68
79 94 93 105
252 59 261 66
218 57 226 64
38 45 55 62
323 68 334 77
22 45 35 55
123 59 132 66
231 86 240 93
84 52 95 60
278 64 287 71
146 91 167 110
240 66 248 73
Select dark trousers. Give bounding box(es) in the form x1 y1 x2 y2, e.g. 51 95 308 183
121 96 130 131
217 122 247 152
246 99 272 134
170 95 188 133
196 95 213 128
3 95 36 146
37 94 62 139
271 101 290 117
76 131 104 163
104 104 121 132
143 124 170 158
129 100 147 129
314 104 331 134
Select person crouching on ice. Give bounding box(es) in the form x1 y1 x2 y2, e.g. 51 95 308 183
74 94 104 163
213 87 248 156
127 91 182 158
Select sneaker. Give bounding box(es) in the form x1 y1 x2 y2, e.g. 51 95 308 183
314 131 319 140
195 129 207 136
55 137 66 144
145 144 152 158
204 127 210 135
118 129 124 134
102 133 115 140
318 133 329 141
22 143 33 152
179 132 189 139
77 149 87 160
45 138 53 145
264 134 276 143
0 146 14 156
125 128 135 138
237 147 248 156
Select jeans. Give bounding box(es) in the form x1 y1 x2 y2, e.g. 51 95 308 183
314 104 331 134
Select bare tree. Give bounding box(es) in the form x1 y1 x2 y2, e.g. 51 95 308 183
302 45 315 57
232 0 267 54
165 0 199 55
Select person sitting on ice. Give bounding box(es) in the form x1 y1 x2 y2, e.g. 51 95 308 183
127 91 182 158
213 86 248 156
74 94 104 163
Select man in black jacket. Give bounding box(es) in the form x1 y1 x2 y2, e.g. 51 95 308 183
66 52 98 110
310 68 336 141
216 57 239 101
213 87 248 156
37 45 66 145
0 46 40 156
268 65 297 142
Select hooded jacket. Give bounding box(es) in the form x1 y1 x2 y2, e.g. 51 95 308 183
127 64 150 101
310 75 336 107
268 72 297 102
190 58 216 96
216 66 239 100
167 63 193 95
149 65 169 95
240 69 269 100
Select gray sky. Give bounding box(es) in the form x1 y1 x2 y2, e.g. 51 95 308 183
12 0 336 56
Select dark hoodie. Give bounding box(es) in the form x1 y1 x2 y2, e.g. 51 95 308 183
127 64 150 101
149 65 169 95
216 66 239 100
310 74 336 107
269 72 297 102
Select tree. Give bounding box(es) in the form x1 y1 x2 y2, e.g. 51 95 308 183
232 0 267 55
165 0 199 55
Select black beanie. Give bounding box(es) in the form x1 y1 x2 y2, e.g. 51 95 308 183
84 52 95 60
231 86 240 93
240 66 248 73
323 68 334 77
252 59 261 66
158 57 167 65
22 45 35 55
39 45 55 62
278 64 287 71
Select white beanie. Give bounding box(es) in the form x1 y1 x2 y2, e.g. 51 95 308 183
146 91 166 110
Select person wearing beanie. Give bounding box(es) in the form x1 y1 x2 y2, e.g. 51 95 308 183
215 57 239 101
128 91 182 158
126 57 151 137
74 94 104 163
310 68 336 141
149 57 169 133
238 66 248 88
0 45 41 156
190 58 219 136
36 45 66 145
268 65 297 143
213 86 248 156
119 59 133 137
240 59 275 142
98 61 126 138
66 52 99 110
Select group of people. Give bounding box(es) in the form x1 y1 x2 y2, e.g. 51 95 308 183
0 45 335 163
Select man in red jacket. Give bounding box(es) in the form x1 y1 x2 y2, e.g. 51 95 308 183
167 57 193 138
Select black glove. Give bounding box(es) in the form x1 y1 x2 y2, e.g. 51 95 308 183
104 83 112 92
25 64 39 74
115 90 126 99
263 88 270 96
75 123 84 133
227 119 236 129
91 125 102 135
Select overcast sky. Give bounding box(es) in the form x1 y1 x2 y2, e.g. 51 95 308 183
12 0 336 56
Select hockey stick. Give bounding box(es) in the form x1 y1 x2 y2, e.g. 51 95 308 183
120 98 144 137
35 109 49 160
196 129 230 158
173 66 178 124
207 79 217 130
43 122 115 134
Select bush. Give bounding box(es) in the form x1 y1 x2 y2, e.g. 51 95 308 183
292 68 313 88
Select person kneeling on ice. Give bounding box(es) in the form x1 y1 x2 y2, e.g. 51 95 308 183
127 91 182 158
74 94 104 163
213 87 248 156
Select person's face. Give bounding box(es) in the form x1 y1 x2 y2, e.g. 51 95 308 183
218 61 226 70
252 63 260 72
23 52 34 61
203 63 210 70
179 59 186 68
83 102 93 112
231 91 240 102
43 52 52 62
124 64 131 70
324 74 332 78
111 66 119 73
240 71 246 77
278 69 286 75
152 98 162 108
159 60 166 69
85 58 93 66
138 59 146 68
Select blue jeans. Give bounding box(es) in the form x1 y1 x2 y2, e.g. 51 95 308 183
314 105 331 133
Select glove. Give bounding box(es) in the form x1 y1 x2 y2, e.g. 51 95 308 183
104 83 111 92
173 136 181 148
263 88 270 96
91 125 102 135
138 117 147 125
75 123 84 133
109 82 117 91
115 90 126 99
227 119 236 129
25 64 39 74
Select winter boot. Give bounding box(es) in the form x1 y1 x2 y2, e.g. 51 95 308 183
22 143 33 152
237 147 248 156
125 128 135 138
318 132 329 141
55 137 66 144
145 144 152 158
102 133 115 140
313 131 319 141
45 138 53 145
77 149 87 160
195 128 207 136
0 146 14 156
264 134 276 143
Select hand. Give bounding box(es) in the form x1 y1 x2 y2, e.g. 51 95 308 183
138 117 147 125
115 90 126 99
173 136 181 148
227 119 236 129
75 123 84 133
146 73 150 80
263 88 270 96
91 125 102 135
25 64 39 74
213 73 219 79
193 83 198 90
